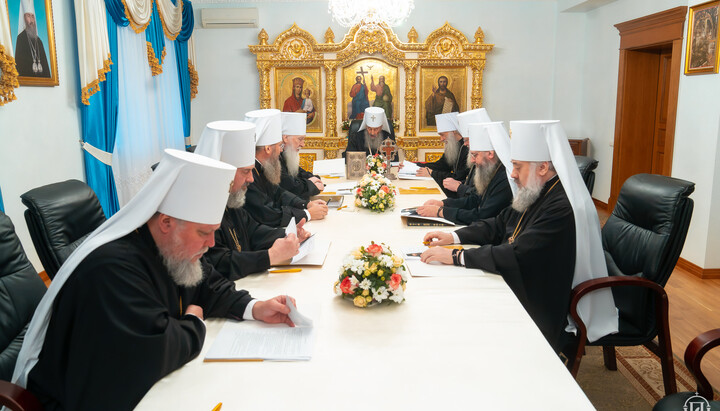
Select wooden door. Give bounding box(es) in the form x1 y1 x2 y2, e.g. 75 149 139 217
652 50 672 174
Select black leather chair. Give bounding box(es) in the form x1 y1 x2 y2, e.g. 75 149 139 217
0 211 45 411
653 328 720 410
348 119 363 137
575 155 598 194
568 173 695 396
21 180 106 279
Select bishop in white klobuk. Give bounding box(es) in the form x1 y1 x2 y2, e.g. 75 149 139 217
195 120 311 281
280 112 324 200
417 121 514 225
243 109 328 227
415 112 470 198
421 120 618 353
14 149 298 410
344 106 398 160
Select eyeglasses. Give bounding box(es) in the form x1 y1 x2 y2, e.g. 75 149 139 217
470 152 480 159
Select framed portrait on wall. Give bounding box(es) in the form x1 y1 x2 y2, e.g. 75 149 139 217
342 58 398 122
419 67 467 132
7 0 59 86
685 0 720 75
275 68 323 133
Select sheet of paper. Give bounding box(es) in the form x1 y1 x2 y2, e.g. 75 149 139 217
285 217 297 236
291 233 315 263
323 181 357 195
286 296 313 327
290 236 330 266
400 208 455 226
399 245 486 277
398 174 435 181
204 320 316 361
313 158 346 177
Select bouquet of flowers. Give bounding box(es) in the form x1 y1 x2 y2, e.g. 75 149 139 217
366 153 388 174
354 173 396 212
334 242 408 308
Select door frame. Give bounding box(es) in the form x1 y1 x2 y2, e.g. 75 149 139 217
610 6 687 207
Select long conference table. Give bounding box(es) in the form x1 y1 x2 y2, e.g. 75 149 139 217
136 175 594 410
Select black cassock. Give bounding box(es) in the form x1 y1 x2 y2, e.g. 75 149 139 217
441 163 513 225
244 160 308 228
279 155 321 200
15 30 51 78
417 138 469 198
27 225 253 411
344 129 399 161
455 164 476 198
455 176 576 351
204 207 285 280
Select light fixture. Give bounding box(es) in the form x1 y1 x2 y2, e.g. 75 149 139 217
328 0 414 28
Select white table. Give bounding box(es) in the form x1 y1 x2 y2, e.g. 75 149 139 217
136 178 593 410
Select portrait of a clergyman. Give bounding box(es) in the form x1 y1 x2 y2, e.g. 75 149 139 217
8 0 58 85
425 75 460 126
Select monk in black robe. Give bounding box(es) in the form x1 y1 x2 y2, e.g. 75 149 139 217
279 149 322 200
15 29 51 78
344 128 398 161
422 171 576 352
26 225 256 410
454 164 476 198
415 137 469 198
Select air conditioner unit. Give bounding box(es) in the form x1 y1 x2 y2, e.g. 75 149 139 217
201 8 258 28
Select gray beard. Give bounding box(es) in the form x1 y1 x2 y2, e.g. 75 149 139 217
26 26 38 39
227 187 247 209
283 148 301 178
262 155 282 185
473 161 498 195
512 167 544 213
466 152 474 168
444 139 460 167
159 232 205 288
364 130 382 152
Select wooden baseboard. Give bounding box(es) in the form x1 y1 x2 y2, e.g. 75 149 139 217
592 198 609 211
676 258 720 279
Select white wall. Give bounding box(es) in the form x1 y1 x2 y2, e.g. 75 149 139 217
0 0 85 270
190 0 564 141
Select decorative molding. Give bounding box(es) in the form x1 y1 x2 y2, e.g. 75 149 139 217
299 153 317 173
676 258 720 280
425 152 443 162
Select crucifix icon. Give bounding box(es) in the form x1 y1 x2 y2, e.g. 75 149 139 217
380 138 397 160
356 66 368 76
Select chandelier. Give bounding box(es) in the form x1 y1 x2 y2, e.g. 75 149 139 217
328 0 415 28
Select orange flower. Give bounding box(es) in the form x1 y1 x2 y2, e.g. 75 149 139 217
389 273 402 290
381 185 390 193
366 243 383 257
340 277 354 294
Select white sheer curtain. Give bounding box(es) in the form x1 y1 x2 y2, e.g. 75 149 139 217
112 25 184 205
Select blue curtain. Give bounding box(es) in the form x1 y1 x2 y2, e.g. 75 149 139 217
175 0 194 145
145 2 165 74
79 11 123 217
0 185 4 212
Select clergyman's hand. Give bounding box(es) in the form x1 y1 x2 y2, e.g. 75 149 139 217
416 205 441 218
252 295 295 327
423 199 444 207
443 178 461 192
307 200 328 220
184 304 204 321
422 231 454 246
268 234 300 265
296 218 311 242
416 167 431 177
420 247 453 265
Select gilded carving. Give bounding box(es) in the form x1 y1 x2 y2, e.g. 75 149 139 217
325 28 335 44
425 152 443 163
408 27 418 43
299 153 317 173
258 29 269 46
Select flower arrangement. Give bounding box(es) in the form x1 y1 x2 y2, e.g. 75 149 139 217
341 119 350 131
354 173 396 212
366 153 388 174
334 242 408 308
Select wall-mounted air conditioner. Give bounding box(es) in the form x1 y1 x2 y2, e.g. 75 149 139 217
201 8 258 29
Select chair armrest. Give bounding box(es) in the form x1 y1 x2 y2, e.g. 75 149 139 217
685 328 720 400
0 380 43 411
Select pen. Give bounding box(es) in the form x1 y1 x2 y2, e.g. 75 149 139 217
269 268 303 273
212 403 222 411
337 205 347 210
321 192 337 195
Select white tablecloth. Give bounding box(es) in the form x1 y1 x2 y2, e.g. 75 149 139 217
135 177 593 410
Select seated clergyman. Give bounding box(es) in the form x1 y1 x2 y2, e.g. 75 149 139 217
344 106 398 161
13 149 297 410
195 120 311 280
417 121 514 225
279 112 324 200
420 120 618 353
413 112 469 198
243 109 328 227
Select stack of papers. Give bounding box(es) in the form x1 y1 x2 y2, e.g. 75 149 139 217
204 298 315 362
322 181 357 196
313 158 346 177
398 162 433 180
400 207 455 226
284 220 330 265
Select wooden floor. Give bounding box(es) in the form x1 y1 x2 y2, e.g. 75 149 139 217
596 206 720 394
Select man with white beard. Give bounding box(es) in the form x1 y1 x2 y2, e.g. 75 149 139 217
344 107 398 161
14 0 51 77
195 121 311 280
243 109 328 227
16 149 297 410
416 122 514 225
414 113 469 199
420 120 618 355
279 112 324 200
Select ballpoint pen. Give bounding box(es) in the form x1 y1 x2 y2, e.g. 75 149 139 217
269 268 302 273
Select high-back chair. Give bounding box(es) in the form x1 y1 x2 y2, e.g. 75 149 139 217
653 328 720 410
568 173 695 396
0 211 46 411
574 155 598 194
21 180 106 279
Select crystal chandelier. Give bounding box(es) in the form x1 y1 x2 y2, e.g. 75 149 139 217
328 0 414 28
